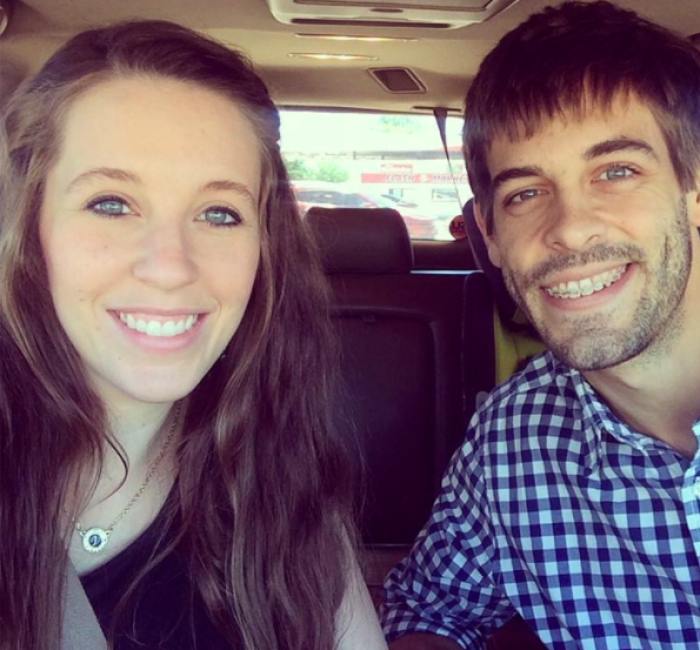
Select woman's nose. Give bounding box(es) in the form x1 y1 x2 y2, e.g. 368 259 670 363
131 220 198 290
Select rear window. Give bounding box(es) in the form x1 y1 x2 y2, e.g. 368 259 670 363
279 110 472 241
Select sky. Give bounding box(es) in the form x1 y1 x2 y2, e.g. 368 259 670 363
278 110 464 153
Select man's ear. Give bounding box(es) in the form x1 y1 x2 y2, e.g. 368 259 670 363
474 202 503 269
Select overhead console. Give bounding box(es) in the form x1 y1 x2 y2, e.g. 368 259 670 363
265 0 522 30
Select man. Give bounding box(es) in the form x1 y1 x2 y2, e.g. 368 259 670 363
381 2 700 648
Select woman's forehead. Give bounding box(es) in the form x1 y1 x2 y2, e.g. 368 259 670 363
52 76 263 199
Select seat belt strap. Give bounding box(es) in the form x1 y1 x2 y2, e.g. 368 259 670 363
62 561 108 649
433 107 464 205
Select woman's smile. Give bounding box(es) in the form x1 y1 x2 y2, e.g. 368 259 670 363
108 309 208 352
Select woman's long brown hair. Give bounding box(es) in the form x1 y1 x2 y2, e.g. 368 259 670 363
0 21 357 650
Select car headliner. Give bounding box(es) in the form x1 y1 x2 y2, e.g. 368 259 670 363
0 0 699 114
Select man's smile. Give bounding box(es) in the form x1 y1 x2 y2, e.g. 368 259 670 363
543 264 628 299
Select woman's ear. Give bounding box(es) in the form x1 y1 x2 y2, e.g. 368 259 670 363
474 202 503 269
688 176 700 228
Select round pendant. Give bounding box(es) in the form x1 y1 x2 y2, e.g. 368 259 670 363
81 527 109 553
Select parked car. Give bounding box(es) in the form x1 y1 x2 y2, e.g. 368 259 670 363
292 185 437 239
379 194 418 209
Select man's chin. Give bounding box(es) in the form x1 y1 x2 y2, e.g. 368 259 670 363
545 331 650 372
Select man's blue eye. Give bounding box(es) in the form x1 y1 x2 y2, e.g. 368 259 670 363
509 189 540 205
601 166 634 181
202 207 241 226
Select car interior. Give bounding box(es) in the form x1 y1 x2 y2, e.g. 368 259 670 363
1 0 699 647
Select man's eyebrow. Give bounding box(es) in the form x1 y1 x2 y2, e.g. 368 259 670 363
490 138 660 192
66 167 140 193
200 179 257 208
584 137 659 161
492 166 544 194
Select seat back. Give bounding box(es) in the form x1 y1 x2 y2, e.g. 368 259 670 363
307 207 475 546
462 199 518 325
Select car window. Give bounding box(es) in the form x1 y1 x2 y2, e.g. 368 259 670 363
280 110 472 241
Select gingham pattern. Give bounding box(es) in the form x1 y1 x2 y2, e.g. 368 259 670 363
381 351 700 649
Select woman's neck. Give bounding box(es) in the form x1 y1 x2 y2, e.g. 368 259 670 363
103 399 176 472
68 398 182 575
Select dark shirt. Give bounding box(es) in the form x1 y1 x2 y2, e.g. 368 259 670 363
81 505 238 649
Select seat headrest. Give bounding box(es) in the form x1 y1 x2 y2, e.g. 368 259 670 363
462 199 519 324
306 207 414 274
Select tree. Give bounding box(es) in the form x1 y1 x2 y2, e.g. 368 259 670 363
316 159 348 183
284 156 314 180
376 115 421 133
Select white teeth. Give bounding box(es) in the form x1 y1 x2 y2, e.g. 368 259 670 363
544 265 627 299
579 278 594 297
566 281 581 299
118 312 199 337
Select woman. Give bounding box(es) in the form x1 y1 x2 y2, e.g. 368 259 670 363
0 20 385 650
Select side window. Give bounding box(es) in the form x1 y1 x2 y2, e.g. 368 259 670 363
281 111 472 241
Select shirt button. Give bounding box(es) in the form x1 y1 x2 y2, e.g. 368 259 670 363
694 479 700 499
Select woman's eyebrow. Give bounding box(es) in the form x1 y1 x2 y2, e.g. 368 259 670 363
65 167 140 193
65 170 257 207
200 179 256 208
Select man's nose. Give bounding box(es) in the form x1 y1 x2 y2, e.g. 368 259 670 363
543 194 609 253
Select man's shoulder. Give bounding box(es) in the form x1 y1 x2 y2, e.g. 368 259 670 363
456 350 591 484
481 350 569 413
464 350 585 455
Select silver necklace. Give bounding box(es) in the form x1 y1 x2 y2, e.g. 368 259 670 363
74 402 182 554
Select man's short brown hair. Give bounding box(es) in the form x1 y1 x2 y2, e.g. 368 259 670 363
464 1 700 233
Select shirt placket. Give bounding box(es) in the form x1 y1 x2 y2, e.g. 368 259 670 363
681 423 700 563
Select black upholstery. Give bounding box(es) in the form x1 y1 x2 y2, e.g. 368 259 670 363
462 199 518 324
306 207 413 274
306 207 475 545
462 271 496 418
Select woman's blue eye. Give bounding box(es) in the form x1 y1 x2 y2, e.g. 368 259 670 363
200 206 242 227
86 196 131 217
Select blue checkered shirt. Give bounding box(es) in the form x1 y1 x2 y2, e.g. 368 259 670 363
381 351 700 649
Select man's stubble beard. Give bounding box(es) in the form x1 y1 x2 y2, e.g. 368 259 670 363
500 199 692 371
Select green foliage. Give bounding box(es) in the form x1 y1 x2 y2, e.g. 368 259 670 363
316 160 349 183
376 115 422 133
284 155 349 182
284 156 314 180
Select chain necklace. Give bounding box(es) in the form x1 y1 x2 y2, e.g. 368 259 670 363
74 402 182 554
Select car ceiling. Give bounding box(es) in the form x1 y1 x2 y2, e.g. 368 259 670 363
1 0 700 113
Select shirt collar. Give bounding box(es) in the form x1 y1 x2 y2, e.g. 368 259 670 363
555 356 663 470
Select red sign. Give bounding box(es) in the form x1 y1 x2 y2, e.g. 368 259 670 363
360 172 468 184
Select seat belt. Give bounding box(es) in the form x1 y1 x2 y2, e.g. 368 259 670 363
433 107 464 207
61 561 108 649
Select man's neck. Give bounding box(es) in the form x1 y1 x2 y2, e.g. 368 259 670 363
584 283 700 459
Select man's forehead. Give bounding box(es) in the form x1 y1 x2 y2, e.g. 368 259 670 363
485 93 666 171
